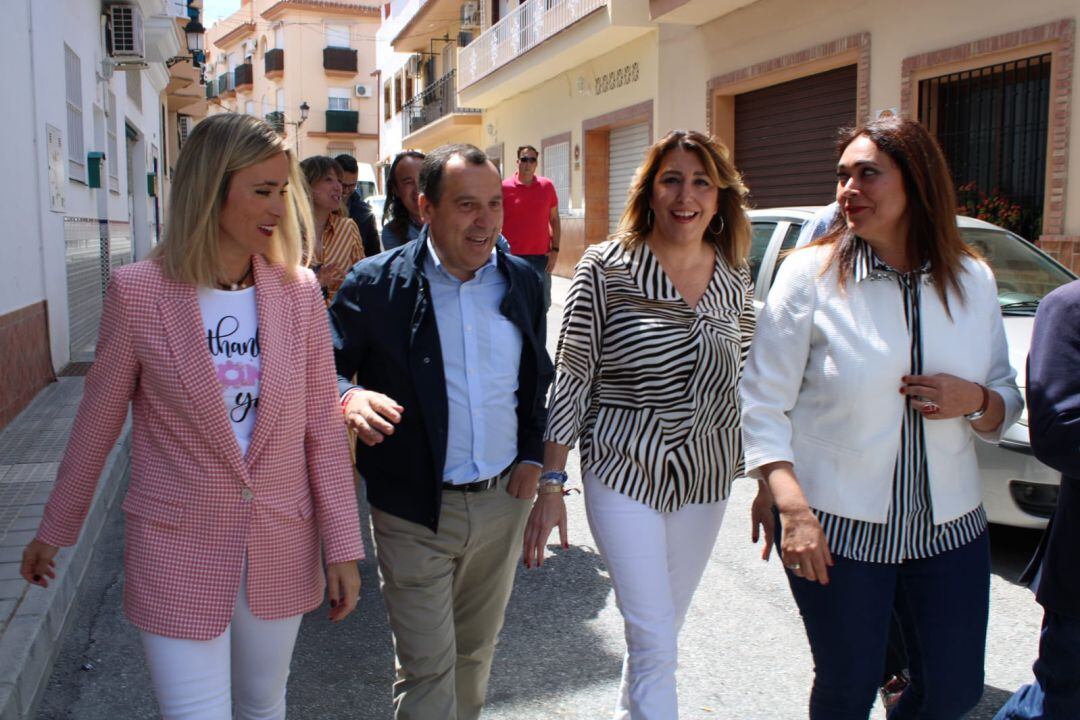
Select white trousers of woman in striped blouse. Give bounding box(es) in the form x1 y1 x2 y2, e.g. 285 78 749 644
584 472 728 719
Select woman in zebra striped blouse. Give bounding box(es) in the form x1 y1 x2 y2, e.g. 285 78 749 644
523 130 756 719
742 118 1023 719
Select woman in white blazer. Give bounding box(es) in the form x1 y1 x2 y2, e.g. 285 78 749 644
742 117 1022 720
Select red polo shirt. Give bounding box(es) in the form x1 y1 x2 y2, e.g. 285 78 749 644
501 174 558 256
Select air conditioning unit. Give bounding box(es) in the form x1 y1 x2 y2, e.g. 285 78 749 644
355 84 372 98
106 4 146 62
406 54 422 76
460 1 480 28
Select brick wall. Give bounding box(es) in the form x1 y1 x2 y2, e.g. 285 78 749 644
1039 235 1080 275
0 302 55 431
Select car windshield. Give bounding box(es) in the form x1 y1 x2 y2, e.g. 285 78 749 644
368 196 385 215
959 227 1075 314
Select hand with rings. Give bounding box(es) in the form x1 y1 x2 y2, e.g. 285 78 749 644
778 507 833 585
900 373 984 420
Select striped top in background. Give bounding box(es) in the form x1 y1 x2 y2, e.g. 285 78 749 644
815 239 987 563
544 239 756 512
314 214 364 303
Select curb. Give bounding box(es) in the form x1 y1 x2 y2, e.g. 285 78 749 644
0 424 131 720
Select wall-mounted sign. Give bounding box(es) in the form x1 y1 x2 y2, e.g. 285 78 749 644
47 124 65 213
594 62 640 96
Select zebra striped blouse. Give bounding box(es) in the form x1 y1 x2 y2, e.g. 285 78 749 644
544 239 756 512
815 240 987 563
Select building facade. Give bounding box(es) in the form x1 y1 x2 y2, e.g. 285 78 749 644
380 0 1078 276
205 0 381 163
0 0 204 431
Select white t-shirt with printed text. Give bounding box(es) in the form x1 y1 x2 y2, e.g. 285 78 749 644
197 286 261 456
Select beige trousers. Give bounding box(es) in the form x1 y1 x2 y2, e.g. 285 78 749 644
371 474 531 720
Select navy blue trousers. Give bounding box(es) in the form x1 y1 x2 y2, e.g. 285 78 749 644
784 530 990 720
993 608 1080 719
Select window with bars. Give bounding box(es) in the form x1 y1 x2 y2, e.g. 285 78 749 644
107 90 119 192
918 54 1051 240
64 45 85 183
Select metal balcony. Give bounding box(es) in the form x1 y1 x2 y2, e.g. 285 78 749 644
264 48 284 78
402 70 480 137
264 111 285 133
326 110 359 133
323 47 358 74
458 0 608 89
234 63 253 91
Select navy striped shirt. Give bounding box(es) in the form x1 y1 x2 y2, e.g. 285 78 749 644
815 240 987 564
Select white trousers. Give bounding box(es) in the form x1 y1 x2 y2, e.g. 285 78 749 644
585 473 728 720
139 563 304 720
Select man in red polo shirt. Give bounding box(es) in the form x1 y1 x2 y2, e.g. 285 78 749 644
502 144 560 311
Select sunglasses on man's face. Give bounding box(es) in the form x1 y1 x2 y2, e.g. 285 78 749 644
518 156 538 164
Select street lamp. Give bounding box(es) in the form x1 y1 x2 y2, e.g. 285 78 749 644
286 102 311 155
166 17 206 68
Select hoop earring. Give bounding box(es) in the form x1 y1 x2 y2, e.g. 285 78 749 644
646 208 654 229
709 213 725 236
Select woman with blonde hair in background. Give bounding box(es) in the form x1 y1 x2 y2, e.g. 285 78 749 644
21 113 364 720
523 129 756 719
300 155 364 303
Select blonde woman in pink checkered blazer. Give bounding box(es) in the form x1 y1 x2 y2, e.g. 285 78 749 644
20 113 364 720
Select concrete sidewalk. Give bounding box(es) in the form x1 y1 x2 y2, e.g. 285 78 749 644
0 378 130 720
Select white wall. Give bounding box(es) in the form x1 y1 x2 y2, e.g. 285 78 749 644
0 0 48 318
0 0 169 369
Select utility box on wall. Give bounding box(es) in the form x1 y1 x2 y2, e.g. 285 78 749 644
87 151 105 188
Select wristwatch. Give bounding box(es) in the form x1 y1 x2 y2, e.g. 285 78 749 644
964 384 990 421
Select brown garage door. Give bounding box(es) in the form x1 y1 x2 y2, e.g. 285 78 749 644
735 64 857 208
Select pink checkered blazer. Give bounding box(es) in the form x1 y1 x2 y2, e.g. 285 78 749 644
36 256 364 640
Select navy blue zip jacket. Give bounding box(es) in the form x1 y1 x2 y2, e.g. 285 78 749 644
328 231 553 532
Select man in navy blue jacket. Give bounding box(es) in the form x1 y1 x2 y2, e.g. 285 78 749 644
329 144 552 720
995 278 1080 719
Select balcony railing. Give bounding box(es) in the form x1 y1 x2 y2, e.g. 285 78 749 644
326 110 359 133
459 0 607 89
234 63 254 90
265 111 285 133
402 70 480 138
265 48 284 77
206 82 217 99
217 72 235 95
323 47 358 73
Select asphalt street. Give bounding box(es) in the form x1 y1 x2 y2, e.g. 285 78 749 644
35 275 1045 719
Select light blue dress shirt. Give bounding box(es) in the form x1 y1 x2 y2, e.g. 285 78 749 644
425 239 523 484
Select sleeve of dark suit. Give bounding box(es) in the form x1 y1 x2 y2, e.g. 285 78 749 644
1027 281 1080 479
329 266 367 398
519 269 552 464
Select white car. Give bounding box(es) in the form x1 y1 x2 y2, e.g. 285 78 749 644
747 207 1076 528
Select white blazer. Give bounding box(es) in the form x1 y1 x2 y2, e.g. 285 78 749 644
741 245 1023 525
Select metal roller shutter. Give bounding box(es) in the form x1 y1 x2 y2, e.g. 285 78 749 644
735 65 857 208
608 122 650 236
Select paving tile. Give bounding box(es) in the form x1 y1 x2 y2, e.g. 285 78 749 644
0 464 58 485
0 599 16 628
0 580 23 601
0 565 20 582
